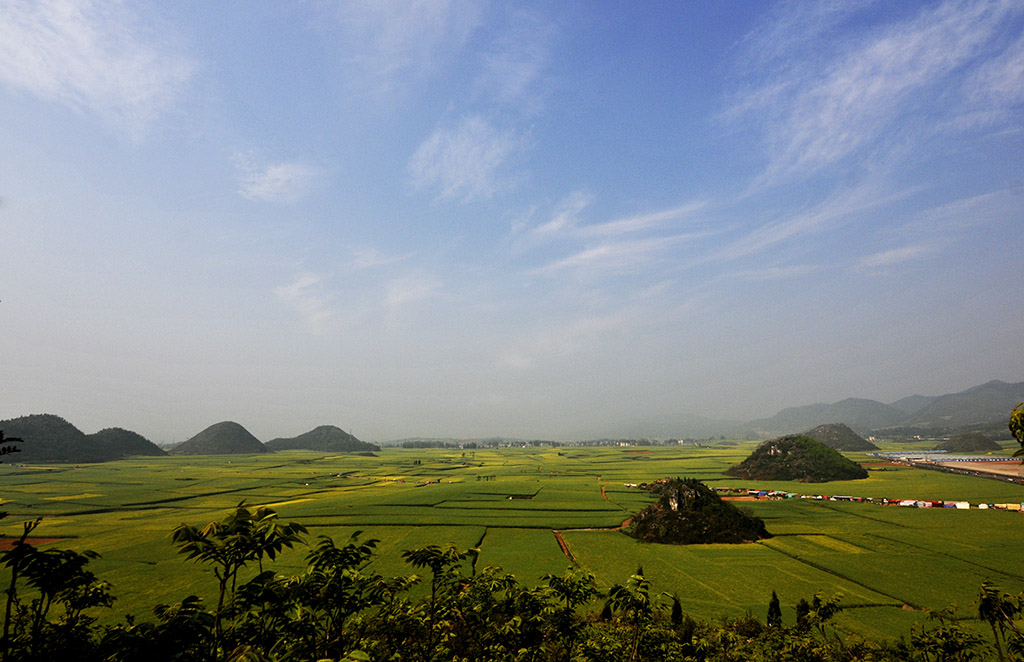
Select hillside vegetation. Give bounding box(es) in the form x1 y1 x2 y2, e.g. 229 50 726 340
87 427 167 457
626 477 769 544
725 435 868 482
172 421 268 455
804 423 878 451
934 432 1002 452
265 425 379 452
0 414 163 463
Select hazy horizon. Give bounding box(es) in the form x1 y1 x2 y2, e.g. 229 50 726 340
2 2 1022 444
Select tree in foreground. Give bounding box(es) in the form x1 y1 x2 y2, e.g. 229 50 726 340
171 501 306 652
1011 403 1024 460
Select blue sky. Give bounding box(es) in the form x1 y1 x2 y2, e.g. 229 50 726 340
1 0 1022 443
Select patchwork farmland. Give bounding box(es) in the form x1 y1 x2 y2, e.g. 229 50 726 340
2 442 1023 640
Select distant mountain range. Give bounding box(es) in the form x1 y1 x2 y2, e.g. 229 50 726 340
744 380 1024 438
1 379 1020 462
747 398 906 435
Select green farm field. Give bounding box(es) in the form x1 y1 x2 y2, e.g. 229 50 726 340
2 442 1023 640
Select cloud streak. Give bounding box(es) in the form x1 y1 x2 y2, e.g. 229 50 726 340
857 244 933 270
577 201 709 238
535 234 705 274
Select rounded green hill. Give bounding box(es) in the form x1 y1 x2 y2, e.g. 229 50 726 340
725 435 868 482
173 421 267 455
265 425 379 452
934 432 1002 452
0 414 163 463
87 427 167 458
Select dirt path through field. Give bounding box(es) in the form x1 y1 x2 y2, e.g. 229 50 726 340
552 517 633 562
0 537 68 550
552 530 575 563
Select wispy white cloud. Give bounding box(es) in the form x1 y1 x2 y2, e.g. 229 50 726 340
729 0 1022 188
740 0 879 65
477 8 554 113
722 264 821 281
857 244 933 270
719 179 924 261
960 30 1024 127
0 0 193 139
234 152 319 203
275 273 336 334
386 274 441 308
853 188 1022 272
408 115 523 202
578 201 709 238
910 187 1024 234
535 234 703 274
533 191 592 235
350 247 409 270
496 315 621 371
327 0 486 96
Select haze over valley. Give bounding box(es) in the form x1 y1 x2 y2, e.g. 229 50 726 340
1 1 1022 446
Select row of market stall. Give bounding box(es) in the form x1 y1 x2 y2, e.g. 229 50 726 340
712 486 1021 510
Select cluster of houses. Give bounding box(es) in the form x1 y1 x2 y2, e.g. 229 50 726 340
709 486 1022 511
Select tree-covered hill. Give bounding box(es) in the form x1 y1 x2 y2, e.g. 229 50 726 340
804 423 878 451
0 414 101 463
172 421 268 455
934 432 1002 452
265 425 379 452
725 435 869 482
87 427 167 458
626 477 769 544
0 414 164 463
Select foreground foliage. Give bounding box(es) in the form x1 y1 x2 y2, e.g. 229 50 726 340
1 503 1022 661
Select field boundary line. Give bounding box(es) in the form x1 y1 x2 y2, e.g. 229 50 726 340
866 532 1024 583
812 502 912 528
760 542 913 609
124 485 272 507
